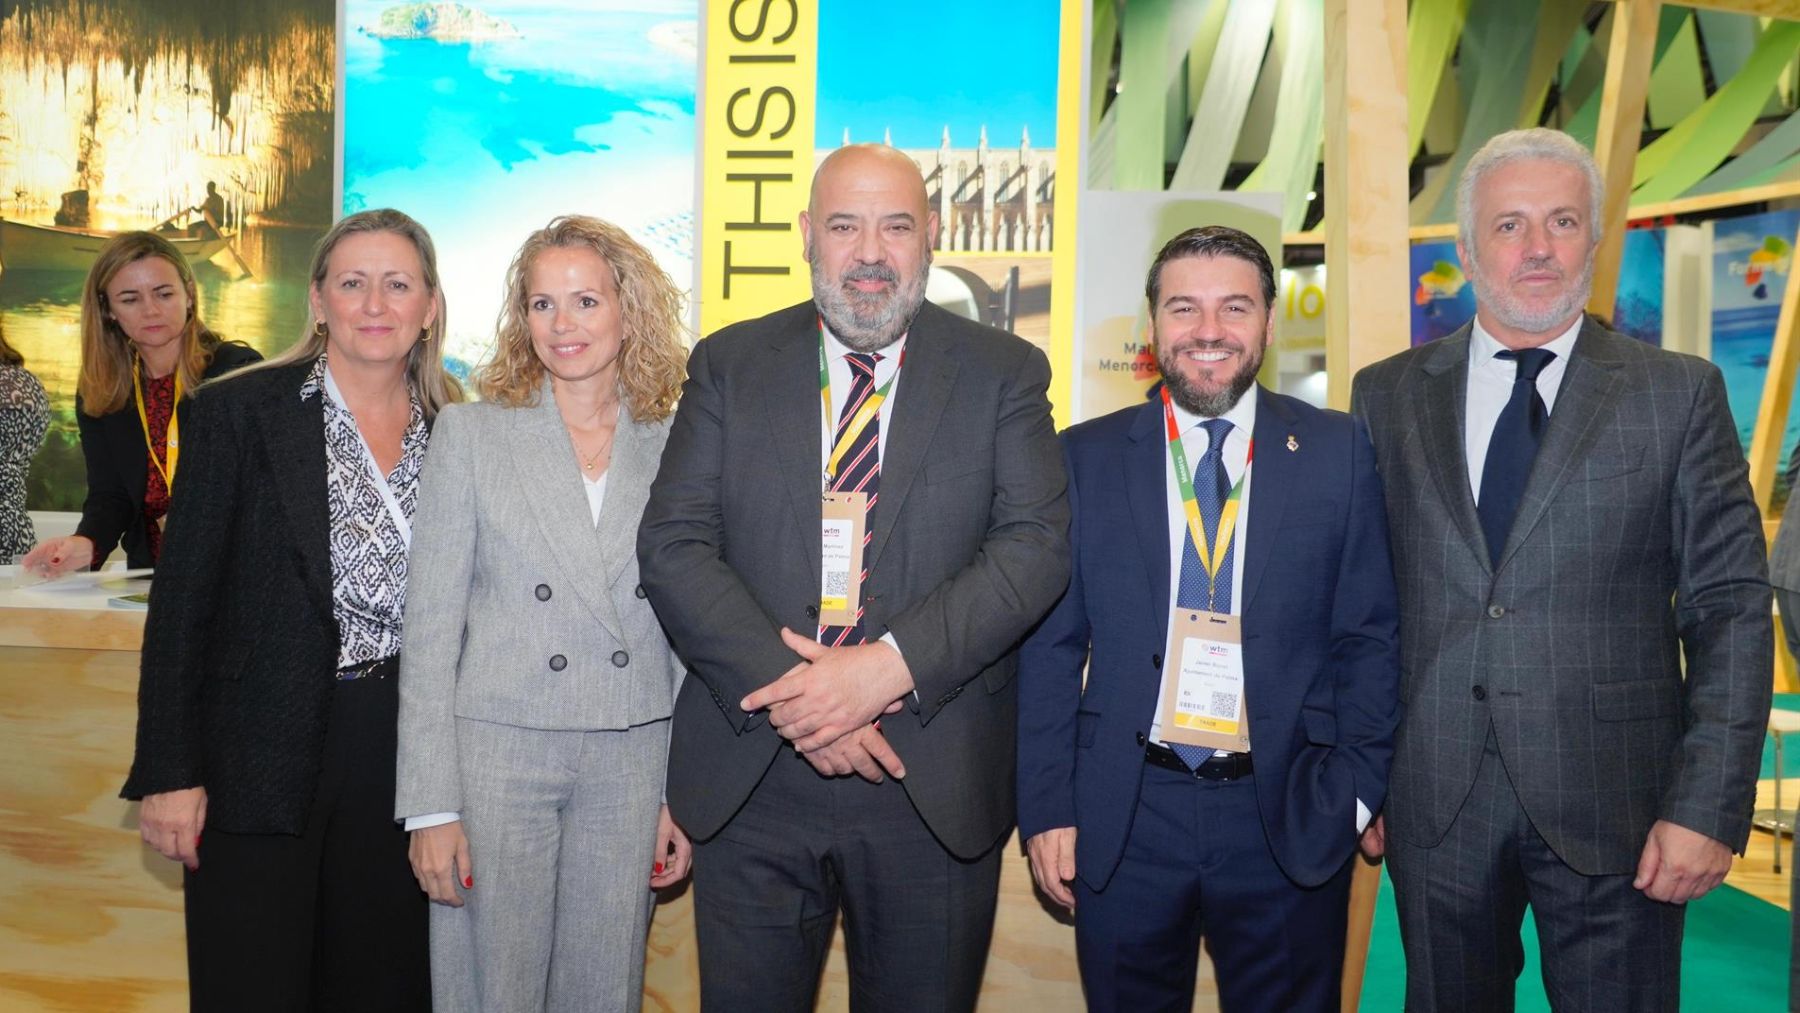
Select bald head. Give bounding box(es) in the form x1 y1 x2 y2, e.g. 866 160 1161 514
801 144 938 352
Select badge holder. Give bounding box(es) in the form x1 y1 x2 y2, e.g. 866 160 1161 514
1157 607 1252 752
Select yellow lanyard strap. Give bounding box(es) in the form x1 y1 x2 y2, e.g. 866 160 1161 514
1161 387 1251 593
133 365 183 490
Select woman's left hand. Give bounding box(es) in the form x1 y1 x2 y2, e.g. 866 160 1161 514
649 804 692 888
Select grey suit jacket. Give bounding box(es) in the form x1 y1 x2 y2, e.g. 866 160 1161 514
395 384 683 820
1770 443 1800 593
638 300 1071 859
1351 319 1772 874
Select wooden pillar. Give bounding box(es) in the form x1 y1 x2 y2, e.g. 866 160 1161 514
1322 0 1407 1007
1587 0 1661 318
1323 0 1410 414
1748 222 1800 512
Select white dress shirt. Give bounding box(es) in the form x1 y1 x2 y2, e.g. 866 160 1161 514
1464 315 1582 502
817 322 908 663
1149 386 1369 832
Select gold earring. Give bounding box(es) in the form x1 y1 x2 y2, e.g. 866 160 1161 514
314 320 328 339
419 328 430 343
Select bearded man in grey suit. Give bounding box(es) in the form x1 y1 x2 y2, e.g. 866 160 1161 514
638 144 1069 1012
1351 127 1772 1011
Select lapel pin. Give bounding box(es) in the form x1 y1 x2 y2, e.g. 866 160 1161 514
1286 434 1298 452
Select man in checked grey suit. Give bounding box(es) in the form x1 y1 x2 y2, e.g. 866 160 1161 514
638 144 1069 1012
1352 127 1772 1011
1770 447 1800 1012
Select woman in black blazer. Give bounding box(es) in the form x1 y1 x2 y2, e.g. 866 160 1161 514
20 231 260 576
122 209 462 1012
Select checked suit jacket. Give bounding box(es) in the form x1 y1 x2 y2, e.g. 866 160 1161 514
1350 318 1773 874
637 299 1070 860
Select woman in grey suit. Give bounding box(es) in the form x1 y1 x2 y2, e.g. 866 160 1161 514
396 215 691 1012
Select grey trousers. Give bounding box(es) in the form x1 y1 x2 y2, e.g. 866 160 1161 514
1387 729 1685 1012
429 716 668 1013
1779 587 1800 1013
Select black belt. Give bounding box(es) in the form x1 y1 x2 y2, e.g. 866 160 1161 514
1144 741 1253 781
335 655 399 681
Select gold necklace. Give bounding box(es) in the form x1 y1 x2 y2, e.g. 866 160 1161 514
566 398 619 472
578 431 613 472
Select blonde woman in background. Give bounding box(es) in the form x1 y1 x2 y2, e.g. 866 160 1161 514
123 209 460 1012
22 231 259 575
398 214 690 1012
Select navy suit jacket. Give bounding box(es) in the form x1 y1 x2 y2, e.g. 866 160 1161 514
1017 386 1401 889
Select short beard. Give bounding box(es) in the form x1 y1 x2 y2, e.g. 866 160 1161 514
810 248 930 353
1159 344 1262 418
1469 254 1593 336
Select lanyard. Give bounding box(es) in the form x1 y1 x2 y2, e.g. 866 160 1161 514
818 323 903 484
1162 387 1252 606
133 363 182 490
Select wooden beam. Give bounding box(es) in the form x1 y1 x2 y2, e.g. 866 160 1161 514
1323 0 1409 414
1282 177 1800 247
1589 0 1662 318
1746 222 1800 515
1665 0 1800 18
1323 0 1407 1006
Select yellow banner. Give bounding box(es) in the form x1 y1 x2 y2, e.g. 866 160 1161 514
700 0 818 335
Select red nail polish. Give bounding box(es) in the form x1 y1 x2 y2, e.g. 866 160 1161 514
463 875 472 889
653 862 664 874
195 834 202 848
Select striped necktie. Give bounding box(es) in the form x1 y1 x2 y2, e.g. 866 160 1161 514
821 352 882 646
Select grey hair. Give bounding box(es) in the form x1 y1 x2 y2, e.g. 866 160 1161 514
1456 128 1605 247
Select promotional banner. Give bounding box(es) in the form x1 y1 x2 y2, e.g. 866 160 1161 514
1711 209 1799 457
344 0 699 372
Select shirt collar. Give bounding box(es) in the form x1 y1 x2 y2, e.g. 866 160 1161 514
298 353 328 401
1168 382 1259 440
819 318 907 362
1469 313 1583 370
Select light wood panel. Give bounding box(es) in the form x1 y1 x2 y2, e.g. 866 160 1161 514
1588 0 1662 318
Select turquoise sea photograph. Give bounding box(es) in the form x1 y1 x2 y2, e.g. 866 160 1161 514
343 0 698 370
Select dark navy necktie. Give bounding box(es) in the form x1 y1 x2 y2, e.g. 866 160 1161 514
1477 348 1557 568
1168 418 1234 771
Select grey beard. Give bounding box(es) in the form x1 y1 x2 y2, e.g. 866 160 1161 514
811 260 928 353
1469 256 1593 336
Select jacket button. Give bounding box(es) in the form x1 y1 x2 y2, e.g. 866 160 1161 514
535 584 552 602
549 655 568 672
1151 653 1162 669
612 650 630 668
805 604 819 619
1486 604 1505 618
1136 731 1147 746
1472 685 1487 701
635 585 647 599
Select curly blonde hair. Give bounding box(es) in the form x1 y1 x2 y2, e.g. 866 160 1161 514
477 215 687 421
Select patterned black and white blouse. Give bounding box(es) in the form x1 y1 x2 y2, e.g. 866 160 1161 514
299 354 428 669
0 363 50 564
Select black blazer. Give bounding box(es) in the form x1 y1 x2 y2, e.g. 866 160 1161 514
121 359 352 835
74 341 261 568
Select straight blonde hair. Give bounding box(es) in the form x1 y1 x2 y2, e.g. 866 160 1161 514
76 232 222 415
249 208 463 418
477 215 687 421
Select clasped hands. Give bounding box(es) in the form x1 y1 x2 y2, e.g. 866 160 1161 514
739 627 914 783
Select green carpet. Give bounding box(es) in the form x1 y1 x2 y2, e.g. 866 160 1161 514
1359 870 1789 1010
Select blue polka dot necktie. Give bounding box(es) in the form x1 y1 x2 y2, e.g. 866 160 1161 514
1167 417 1234 771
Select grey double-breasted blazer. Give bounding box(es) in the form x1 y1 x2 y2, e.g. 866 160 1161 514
1351 319 1772 874
395 384 683 821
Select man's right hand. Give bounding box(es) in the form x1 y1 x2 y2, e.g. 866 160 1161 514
1360 814 1386 860
1025 826 1078 912
410 821 473 906
797 723 905 783
140 786 207 870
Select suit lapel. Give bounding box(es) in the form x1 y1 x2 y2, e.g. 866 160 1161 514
1495 320 1624 570
256 369 334 620
1241 388 1296 611
867 309 959 571
508 385 623 642
1412 329 1488 572
1124 401 1171 636
761 309 830 584
595 409 657 589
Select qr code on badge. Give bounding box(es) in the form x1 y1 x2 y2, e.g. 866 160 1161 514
1210 691 1238 717
825 570 850 598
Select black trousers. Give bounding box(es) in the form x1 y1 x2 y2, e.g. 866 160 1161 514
183 673 428 1013
690 745 1002 1013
